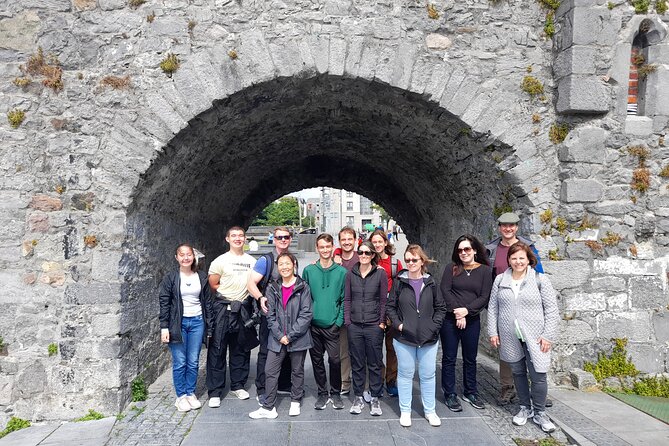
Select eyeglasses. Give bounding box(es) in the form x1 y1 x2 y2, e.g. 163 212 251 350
357 250 373 256
457 247 473 254
404 258 420 264
275 235 291 241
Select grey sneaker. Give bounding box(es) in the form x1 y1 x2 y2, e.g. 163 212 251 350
370 397 382 416
363 390 372 403
314 394 329 410
512 406 534 426
350 396 365 414
331 393 344 410
462 393 485 410
533 411 556 433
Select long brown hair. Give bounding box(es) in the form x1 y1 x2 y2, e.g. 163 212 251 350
369 229 396 256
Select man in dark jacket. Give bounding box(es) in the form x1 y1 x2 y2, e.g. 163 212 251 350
485 212 545 406
205 227 259 408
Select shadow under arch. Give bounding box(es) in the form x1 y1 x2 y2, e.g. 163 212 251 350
119 73 516 398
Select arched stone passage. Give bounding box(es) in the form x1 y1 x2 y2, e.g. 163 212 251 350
119 74 518 396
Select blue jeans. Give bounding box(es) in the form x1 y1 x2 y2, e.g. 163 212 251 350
169 315 205 397
440 315 481 396
393 339 439 415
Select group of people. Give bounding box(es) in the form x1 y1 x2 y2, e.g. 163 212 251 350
158 212 559 432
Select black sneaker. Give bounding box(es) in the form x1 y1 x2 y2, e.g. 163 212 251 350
462 393 485 410
331 393 344 410
314 394 329 410
445 393 462 412
545 398 553 408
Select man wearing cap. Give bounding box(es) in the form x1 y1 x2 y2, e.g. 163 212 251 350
485 212 544 406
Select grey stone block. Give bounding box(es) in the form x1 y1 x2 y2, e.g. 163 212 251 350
624 116 654 136
554 46 597 80
561 319 597 343
644 66 669 116
558 126 608 163
590 276 626 292
569 7 619 46
652 312 669 342
543 260 590 290
570 368 598 389
626 343 666 374
597 311 652 341
65 283 122 305
628 276 666 309
556 75 610 114
560 179 604 203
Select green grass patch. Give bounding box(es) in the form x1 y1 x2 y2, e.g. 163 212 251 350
0 417 31 439
609 392 669 424
584 338 639 381
74 409 104 422
131 376 148 402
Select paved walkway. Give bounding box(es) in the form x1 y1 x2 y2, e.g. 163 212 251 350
5 349 667 446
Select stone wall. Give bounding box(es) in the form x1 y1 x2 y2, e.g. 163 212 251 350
0 0 667 426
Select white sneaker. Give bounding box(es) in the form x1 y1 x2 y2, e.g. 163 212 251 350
185 394 201 409
208 397 221 408
363 390 372 403
229 389 250 400
533 411 556 433
512 406 534 426
400 412 412 427
175 396 191 412
289 401 301 416
425 412 441 427
249 407 278 419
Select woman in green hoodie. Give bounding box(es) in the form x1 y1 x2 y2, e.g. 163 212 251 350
303 233 347 411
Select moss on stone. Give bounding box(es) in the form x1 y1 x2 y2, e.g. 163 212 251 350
520 75 544 97
549 123 569 144
159 53 180 77
631 168 651 192
7 109 25 129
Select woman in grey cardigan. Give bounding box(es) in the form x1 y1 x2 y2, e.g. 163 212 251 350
488 242 559 433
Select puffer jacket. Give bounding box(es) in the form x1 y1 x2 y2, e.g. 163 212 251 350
344 263 388 326
386 271 446 347
158 269 214 344
266 276 313 353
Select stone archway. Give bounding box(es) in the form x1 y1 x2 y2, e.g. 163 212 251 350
118 73 531 405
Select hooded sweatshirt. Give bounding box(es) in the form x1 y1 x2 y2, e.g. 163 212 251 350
302 261 347 328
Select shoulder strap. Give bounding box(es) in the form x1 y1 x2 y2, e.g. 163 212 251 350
391 259 398 278
258 252 274 293
535 269 542 291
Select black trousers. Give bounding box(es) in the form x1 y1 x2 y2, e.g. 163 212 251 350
348 322 384 398
263 347 307 410
206 329 250 397
256 314 292 395
309 324 342 396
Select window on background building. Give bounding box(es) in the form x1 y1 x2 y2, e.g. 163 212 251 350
362 219 372 227
360 197 372 214
346 191 353 197
346 201 353 211
628 19 663 116
346 216 354 226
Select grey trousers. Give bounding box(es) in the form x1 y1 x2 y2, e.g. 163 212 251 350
508 341 547 412
263 347 307 410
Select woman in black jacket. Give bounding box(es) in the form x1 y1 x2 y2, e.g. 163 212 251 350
158 244 213 412
386 244 446 428
344 240 388 416
440 234 493 413
249 252 313 419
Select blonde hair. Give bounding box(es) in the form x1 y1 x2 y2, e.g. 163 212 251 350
404 244 436 274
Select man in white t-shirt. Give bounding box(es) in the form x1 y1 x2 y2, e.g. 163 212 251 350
206 226 258 408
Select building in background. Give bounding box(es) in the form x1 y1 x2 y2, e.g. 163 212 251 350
319 187 381 235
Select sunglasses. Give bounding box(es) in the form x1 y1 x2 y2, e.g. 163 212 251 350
275 235 291 241
357 250 374 256
457 247 473 254
404 258 420 264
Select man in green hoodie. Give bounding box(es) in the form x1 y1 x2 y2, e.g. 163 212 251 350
303 233 347 411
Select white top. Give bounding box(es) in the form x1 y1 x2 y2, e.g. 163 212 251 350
180 272 202 317
510 278 524 342
208 251 257 302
